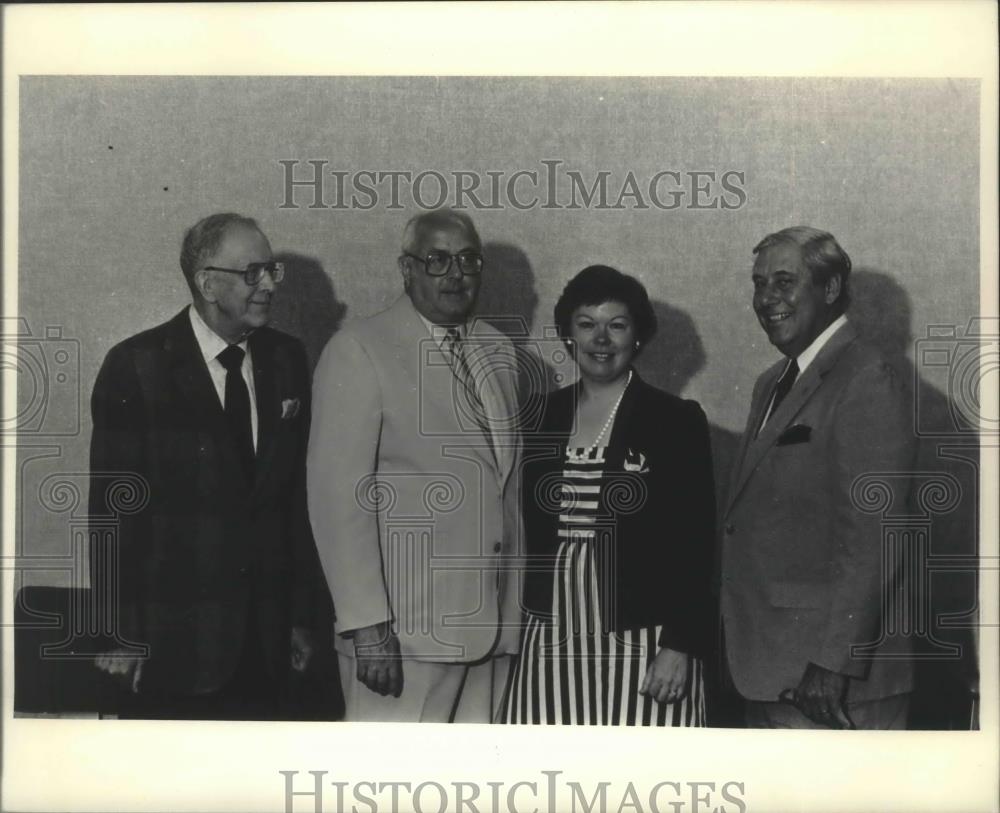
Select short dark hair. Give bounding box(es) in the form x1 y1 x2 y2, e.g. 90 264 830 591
553 265 657 349
401 208 481 255
753 226 852 312
179 213 261 296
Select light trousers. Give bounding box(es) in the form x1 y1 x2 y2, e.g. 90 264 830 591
338 653 513 723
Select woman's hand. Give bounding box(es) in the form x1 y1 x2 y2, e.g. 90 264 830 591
639 646 689 704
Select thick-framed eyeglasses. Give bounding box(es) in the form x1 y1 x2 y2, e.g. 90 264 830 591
402 251 484 277
204 261 285 286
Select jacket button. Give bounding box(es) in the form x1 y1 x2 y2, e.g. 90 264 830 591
493 542 502 553
724 524 735 535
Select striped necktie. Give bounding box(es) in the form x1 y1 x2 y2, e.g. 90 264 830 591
444 328 497 465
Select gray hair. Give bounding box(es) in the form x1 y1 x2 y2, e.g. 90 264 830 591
180 213 261 296
401 208 481 255
753 226 852 312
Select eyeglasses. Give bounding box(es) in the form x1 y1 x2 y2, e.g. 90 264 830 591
402 251 484 277
204 261 285 286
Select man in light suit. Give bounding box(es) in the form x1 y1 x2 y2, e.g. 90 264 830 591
90 213 323 719
308 209 522 722
720 227 917 729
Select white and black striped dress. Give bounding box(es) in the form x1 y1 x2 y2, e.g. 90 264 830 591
504 446 706 725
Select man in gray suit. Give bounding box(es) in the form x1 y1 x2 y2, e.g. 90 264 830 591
721 226 917 729
307 209 522 722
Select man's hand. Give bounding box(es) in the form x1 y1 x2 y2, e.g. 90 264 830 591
353 622 403 698
94 649 144 694
780 662 852 729
639 647 689 704
290 626 314 674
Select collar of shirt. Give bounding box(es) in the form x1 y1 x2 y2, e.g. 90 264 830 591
188 304 259 449
416 311 467 350
188 304 250 364
795 313 848 374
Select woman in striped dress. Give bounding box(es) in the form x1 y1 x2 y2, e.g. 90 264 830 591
502 266 716 726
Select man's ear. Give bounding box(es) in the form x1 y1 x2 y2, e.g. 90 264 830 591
194 269 217 304
398 256 411 290
824 273 842 305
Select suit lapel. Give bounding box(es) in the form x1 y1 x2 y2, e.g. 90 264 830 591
250 331 280 494
602 370 641 473
725 322 858 515
394 296 505 483
165 310 247 486
468 323 519 485
728 367 822 507
725 364 779 510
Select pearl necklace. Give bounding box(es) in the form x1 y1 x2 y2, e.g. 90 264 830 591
576 370 633 459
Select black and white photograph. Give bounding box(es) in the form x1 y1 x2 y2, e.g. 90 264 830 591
3 3 997 812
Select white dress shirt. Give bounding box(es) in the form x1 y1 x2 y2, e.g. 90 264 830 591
796 313 848 376
417 312 466 349
188 305 259 450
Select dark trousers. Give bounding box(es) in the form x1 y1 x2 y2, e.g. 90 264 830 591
121 604 283 721
707 621 746 727
745 694 911 729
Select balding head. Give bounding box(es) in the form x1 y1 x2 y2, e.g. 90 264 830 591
180 212 263 300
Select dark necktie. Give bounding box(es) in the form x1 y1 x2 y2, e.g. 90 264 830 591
758 357 799 436
217 344 255 478
444 328 497 465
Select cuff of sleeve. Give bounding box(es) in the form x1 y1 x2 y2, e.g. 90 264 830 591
338 615 394 640
657 627 702 657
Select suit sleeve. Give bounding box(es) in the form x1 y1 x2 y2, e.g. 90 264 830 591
307 330 392 635
815 358 916 677
285 340 332 630
658 400 716 656
88 344 146 646
495 341 527 655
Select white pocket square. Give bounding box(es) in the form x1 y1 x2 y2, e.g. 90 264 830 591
281 398 301 420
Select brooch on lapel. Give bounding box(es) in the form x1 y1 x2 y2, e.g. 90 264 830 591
623 448 650 473
281 398 301 420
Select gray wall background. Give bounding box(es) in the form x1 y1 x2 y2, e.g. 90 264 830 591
15 76 982 664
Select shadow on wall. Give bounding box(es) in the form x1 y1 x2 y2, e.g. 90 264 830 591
478 242 558 400
849 268 980 730
637 299 743 525
270 251 348 371
478 242 540 338
637 300 707 397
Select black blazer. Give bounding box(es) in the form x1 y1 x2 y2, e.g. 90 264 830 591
88 308 327 696
521 371 715 656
